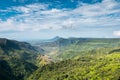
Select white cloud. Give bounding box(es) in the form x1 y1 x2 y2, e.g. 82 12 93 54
72 0 120 17
11 3 48 13
113 31 120 36
0 0 120 33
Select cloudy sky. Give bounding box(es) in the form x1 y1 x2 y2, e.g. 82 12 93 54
0 0 120 40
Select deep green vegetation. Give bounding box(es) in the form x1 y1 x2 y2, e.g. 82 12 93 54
58 38 120 60
0 38 41 80
0 60 15 80
1 37 120 80
27 37 120 80
28 52 120 80
30 37 120 61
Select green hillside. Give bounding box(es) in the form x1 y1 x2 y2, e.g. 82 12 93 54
1 38 120 80
0 38 41 80
27 38 120 80
28 52 120 80
57 38 120 60
30 37 120 61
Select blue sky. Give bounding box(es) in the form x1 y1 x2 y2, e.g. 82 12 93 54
0 0 120 40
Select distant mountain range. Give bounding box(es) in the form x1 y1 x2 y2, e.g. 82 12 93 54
27 37 120 80
28 36 120 60
0 37 120 80
29 36 120 47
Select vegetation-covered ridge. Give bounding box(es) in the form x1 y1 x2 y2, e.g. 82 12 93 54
29 37 120 61
27 37 120 80
28 52 120 80
0 38 120 80
0 38 42 80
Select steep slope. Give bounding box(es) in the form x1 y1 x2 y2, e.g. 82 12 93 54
27 52 120 80
37 55 53 66
58 38 120 60
29 37 120 60
30 37 120 48
0 60 15 80
0 38 42 80
0 38 37 52
1 38 120 80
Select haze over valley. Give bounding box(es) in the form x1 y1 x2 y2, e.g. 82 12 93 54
0 0 120 80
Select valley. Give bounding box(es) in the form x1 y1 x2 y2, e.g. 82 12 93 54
0 37 120 80
1 0 120 80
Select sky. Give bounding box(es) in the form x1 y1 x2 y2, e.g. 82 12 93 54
0 0 120 40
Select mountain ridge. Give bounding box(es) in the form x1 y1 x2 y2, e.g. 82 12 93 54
1 37 120 80
0 38 43 80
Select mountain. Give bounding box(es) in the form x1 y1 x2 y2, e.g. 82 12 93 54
0 60 15 80
30 36 79 47
0 38 43 80
27 50 120 80
37 55 53 66
29 37 120 61
0 38 37 53
30 37 120 47
1 37 120 80
38 37 70 47
27 37 120 80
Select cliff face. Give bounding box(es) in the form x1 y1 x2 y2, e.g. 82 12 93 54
0 38 41 80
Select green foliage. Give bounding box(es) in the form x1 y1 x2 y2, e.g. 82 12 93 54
0 38 40 80
0 60 16 80
1 38 120 80
56 38 120 60
28 53 120 80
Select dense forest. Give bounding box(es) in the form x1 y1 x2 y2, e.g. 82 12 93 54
1 0 120 80
28 53 120 80
0 38 41 80
0 38 120 80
